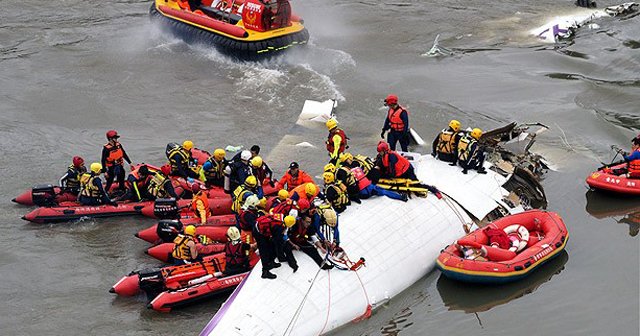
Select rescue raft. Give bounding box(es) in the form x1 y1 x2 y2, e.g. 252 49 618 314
135 214 236 244
110 252 258 312
436 210 568 284
150 0 309 59
586 163 640 195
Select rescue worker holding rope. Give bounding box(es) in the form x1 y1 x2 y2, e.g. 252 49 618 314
201 148 228 188
457 128 487 174
380 94 410 152
325 118 349 165
288 214 333 270
78 163 117 206
432 120 463 165
101 130 132 193
59 156 86 194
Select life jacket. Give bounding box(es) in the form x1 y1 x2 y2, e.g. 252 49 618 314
353 154 374 175
203 157 226 182
289 183 319 202
172 234 196 261
104 142 124 167
387 106 408 132
337 167 357 189
629 155 640 178
239 209 259 231
381 151 410 177
326 128 348 154
325 183 349 209
350 167 371 191
281 170 312 191
252 164 268 185
125 168 151 191
148 172 171 198
190 192 211 219
270 199 300 216
288 223 309 246
224 241 249 268
65 165 86 190
457 135 477 162
232 185 254 214
79 173 101 198
168 147 191 174
437 129 457 155
255 214 285 238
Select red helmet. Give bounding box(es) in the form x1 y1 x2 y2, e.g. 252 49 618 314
160 164 171 176
191 183 203 193
106 130 119 139
297 198 310 211
384 94 398 105
377 140 390 153
72 156 84 167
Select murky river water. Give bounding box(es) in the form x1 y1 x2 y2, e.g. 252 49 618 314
1 0 638 335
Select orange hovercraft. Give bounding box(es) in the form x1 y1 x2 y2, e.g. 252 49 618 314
149 0 309 59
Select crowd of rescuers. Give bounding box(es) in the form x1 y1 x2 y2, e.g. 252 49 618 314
63 98 488 278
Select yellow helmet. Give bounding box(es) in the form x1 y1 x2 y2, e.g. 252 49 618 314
245 175 257 188
324 163 336 173
213 148 226 160
471 128 483 140
323 172 335 184
184 225 196 236
277 189 289 201
250 156 263 168
284 215 296 228
319 206 337 227
258 197 267 209
226 226 241 241
182 140 194 151
326 118 338 130
90 162 102 174
339 152 353 162
305 183 317 196
448 120 461 132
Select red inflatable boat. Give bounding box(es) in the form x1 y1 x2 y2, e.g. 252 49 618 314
436 210 568 284
110 251 258 312
135 214 236 244
586 163 640 195
146 240 226 262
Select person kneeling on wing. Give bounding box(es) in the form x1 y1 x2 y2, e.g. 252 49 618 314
287 213 333 270
78 163 117 207
432 120 463 165
457 128 487 174
376 141 418 180
322 172 350 214
325 163 360 204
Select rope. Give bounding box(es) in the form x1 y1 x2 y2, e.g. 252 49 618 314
318 270 331 336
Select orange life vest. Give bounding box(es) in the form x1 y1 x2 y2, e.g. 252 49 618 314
289 183 319 202
387 106 408 132
190 192 211 219
326 128 347 154
270 199 300 216
350 167 371 190
281 170 313 191
381 151 410 177
104 142 124 167
629 159 640 178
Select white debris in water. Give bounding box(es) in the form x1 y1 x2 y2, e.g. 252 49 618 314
295 142 315 148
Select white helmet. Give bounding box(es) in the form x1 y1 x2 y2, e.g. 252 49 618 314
227 226 241 241
242 194 260 210
240 150 252 161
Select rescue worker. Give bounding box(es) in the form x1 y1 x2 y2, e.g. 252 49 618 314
59 156 86 195
171 225 199 265
232 176 260 224
376 141 418 180
278 162 314 191
351 166 407 201
231 145 261 162
340 152 379 183
289 182 320 203
287 215 333 270
458 128 487 174
271 197 309 219
432 120 463 165
325 118 348 165
238 195 262 232
201 148 228 188
327 163 360 203
191 184 211 225
78 163 117 206
270 189 289 210
323 172 350 213
147 164 179 200
623 137 640 178
227 150 253 193
102 130 132 192
250 156 274 196
222 226 254 276
168 140 198 179
313 203 340 247
254 214 297 279
115 165 153 202
380 94 410 152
